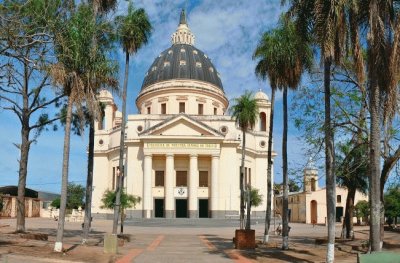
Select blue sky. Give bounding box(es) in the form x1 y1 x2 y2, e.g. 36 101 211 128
0 0 310 193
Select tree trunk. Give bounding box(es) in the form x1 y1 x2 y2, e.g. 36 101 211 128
245 183 251 230
112 51 129 234
16 119 30 233
343 187 356 239
82 120 94 243
16 62 31 233
368 0 382 251
263 88 275 243
240 129 246 230
324 56 336 263
54 94 74 252
82 0 99 245
282 87 289 250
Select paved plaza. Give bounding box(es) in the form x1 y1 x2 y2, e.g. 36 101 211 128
0 218 400 262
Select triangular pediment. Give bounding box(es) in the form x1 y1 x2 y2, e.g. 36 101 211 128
140 114 223 137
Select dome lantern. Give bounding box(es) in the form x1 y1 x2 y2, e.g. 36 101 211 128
171 9 195 46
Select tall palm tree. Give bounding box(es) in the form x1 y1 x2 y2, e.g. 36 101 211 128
112 1 152 234
364 0 400 251
284 0 347 259
231 91 259 230
51 4 117 252
253 28 283 243
82 0 118 244
255 16 311 250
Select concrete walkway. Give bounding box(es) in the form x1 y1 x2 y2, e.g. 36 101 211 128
1 218 399 262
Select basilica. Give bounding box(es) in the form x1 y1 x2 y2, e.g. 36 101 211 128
91 10 274 219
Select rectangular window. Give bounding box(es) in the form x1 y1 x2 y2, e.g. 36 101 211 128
245 167 248 186
198 104 204 115
161 103 166 114
214 107 217 115
179 102 185 113
147 107 151 114
337 195 342 203
199 171 208 187
112 167 115 190
155 171 165 187
248 168 251 186
176 171 187 186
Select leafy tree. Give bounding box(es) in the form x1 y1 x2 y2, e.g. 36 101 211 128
101 189 141 210
0 0 65 233
101 189 141 233
288 179 301 192
336 140 368 239
355 200 369 225
50 3 117 252
384 187 400 226
51 198 61 209
66 183 85 209
112 0 152 235
231 91 259 230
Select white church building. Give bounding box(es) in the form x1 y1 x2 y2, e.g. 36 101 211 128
91 10 274 219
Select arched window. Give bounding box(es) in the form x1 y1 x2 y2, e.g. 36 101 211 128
260 112 266 131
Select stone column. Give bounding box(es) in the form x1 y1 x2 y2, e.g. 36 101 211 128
143 154 152 218
189 154 198 218
165 154 174 218
211 154 220 218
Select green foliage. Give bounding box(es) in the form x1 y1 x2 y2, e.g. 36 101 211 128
288 179 301 192
355 200 370 219
253 15 312 90
67 183 85 209
336 140 369 194
50 183 85 209
384 187 400 221
230 91 259 131
247 187 263 208
100 189 141 211
51 197 61 209
115 0 152 55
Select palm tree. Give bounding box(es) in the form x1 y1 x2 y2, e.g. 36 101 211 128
82 0 118 244
254 17 312 249
364 0 400 251
284 0 347 259
231 91 259 230
51 4 117 252
253 27 282 244
112 1 152 234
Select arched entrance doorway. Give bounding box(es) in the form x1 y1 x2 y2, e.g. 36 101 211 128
311 200 317 224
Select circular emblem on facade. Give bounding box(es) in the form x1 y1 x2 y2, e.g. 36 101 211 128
137 125 143 132
98 139 104 146
178 187 186 196
260 140 266 148
220 125 228 134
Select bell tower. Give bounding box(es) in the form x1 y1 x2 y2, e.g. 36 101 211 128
304 158 318 192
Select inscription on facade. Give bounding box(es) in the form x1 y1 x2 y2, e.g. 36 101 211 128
146 142 218 149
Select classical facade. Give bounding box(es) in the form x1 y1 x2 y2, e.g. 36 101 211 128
91 10 274 219
275 160 368 224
